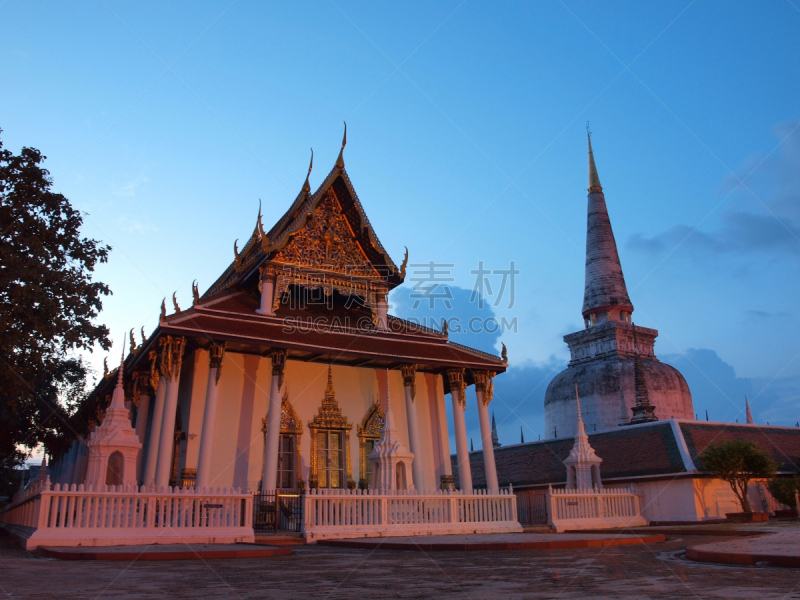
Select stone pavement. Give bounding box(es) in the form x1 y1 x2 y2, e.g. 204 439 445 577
2 530 800 599
319 531 665 551
687 530 800 568
37 543 291 561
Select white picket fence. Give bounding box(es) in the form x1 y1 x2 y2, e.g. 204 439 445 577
304 488 522 541
547 485 647 532
0 480 254 550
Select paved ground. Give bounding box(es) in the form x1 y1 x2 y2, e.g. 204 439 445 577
688 530 800 568
319 532 664 551
37 543 291 561
2 531 800 599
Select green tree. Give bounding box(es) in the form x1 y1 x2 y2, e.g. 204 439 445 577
699 439 776 513
0 128 111 492
767 458 800 509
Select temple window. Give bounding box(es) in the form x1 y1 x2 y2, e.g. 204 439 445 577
316 430 345 489
357 400 385 489
262 390 304 490
308 366 353 490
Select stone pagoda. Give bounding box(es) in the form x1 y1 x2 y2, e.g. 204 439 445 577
544 133 694 438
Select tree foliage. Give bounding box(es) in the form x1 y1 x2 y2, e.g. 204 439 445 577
767 458 800 509
0 128 111 488
699 439 776 513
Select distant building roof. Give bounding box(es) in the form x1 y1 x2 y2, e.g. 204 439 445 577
453 420 800 489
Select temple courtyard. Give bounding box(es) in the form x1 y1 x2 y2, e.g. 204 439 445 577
2 526 800 599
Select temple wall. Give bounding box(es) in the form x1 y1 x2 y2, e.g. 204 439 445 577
168 356 439 492
636 477 777 522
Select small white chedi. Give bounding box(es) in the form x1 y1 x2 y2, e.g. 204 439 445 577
84 350 142 488
368 372 415 491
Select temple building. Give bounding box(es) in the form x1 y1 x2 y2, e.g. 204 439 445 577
55 130 507 498
544 134 694 439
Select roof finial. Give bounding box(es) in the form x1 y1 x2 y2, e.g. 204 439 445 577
117 343 125 387
336 121 347 168
325 364 334 396
587 124 602 193
303 148 314 193
745 396 754 424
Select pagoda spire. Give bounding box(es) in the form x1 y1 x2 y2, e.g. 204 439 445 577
588 130 602 192
491 412 501 447
582 131 634 322
745 396 754 424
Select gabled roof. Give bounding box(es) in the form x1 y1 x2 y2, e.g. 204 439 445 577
204 156 405 300
125 289 506 391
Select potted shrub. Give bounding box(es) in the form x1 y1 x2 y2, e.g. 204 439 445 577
699 439 776 522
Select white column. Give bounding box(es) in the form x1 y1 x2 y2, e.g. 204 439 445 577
448 370 472 492
262 349 286 491
475 371 499 491
155 375 181 488
143 379 167 485
154 336 186 489
402 365 425 490
256 264 277 316
196 343 225 490
135 392 151 483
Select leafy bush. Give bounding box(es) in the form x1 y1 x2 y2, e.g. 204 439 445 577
767 476 799 508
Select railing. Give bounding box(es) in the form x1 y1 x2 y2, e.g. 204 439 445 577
515 490 548 525
253 490 303 533
0 481 254 550
304 488 521 541
546 485 647 532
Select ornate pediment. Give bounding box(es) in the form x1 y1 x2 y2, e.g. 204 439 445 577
262 390 303 436
273 188 377 280
309 366 353 432
358 400 385 438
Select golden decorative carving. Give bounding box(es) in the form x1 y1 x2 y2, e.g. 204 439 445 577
472 370 496 405
148 349 159 393
501 343 508 362
273 189 379 279
129 328 138 355
400 364 417 400
271 348 287 390
192 280 200 305
159 335 186 381
357 399 384 488
442 318 448 337
308 366 353 489
141 326 147 344
446 369 466 410
208 342 226 384
172 292 180 313
103 357 110 379
160 298 166 322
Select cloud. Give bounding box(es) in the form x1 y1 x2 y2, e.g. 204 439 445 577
112 173 150 198
390 284 565 446
628 121 800 258
661 348 800 427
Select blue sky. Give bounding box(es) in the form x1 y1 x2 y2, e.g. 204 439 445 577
2 1 799 443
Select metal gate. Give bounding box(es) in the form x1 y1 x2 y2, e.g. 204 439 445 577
253 491 304 532
516 490 548 525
